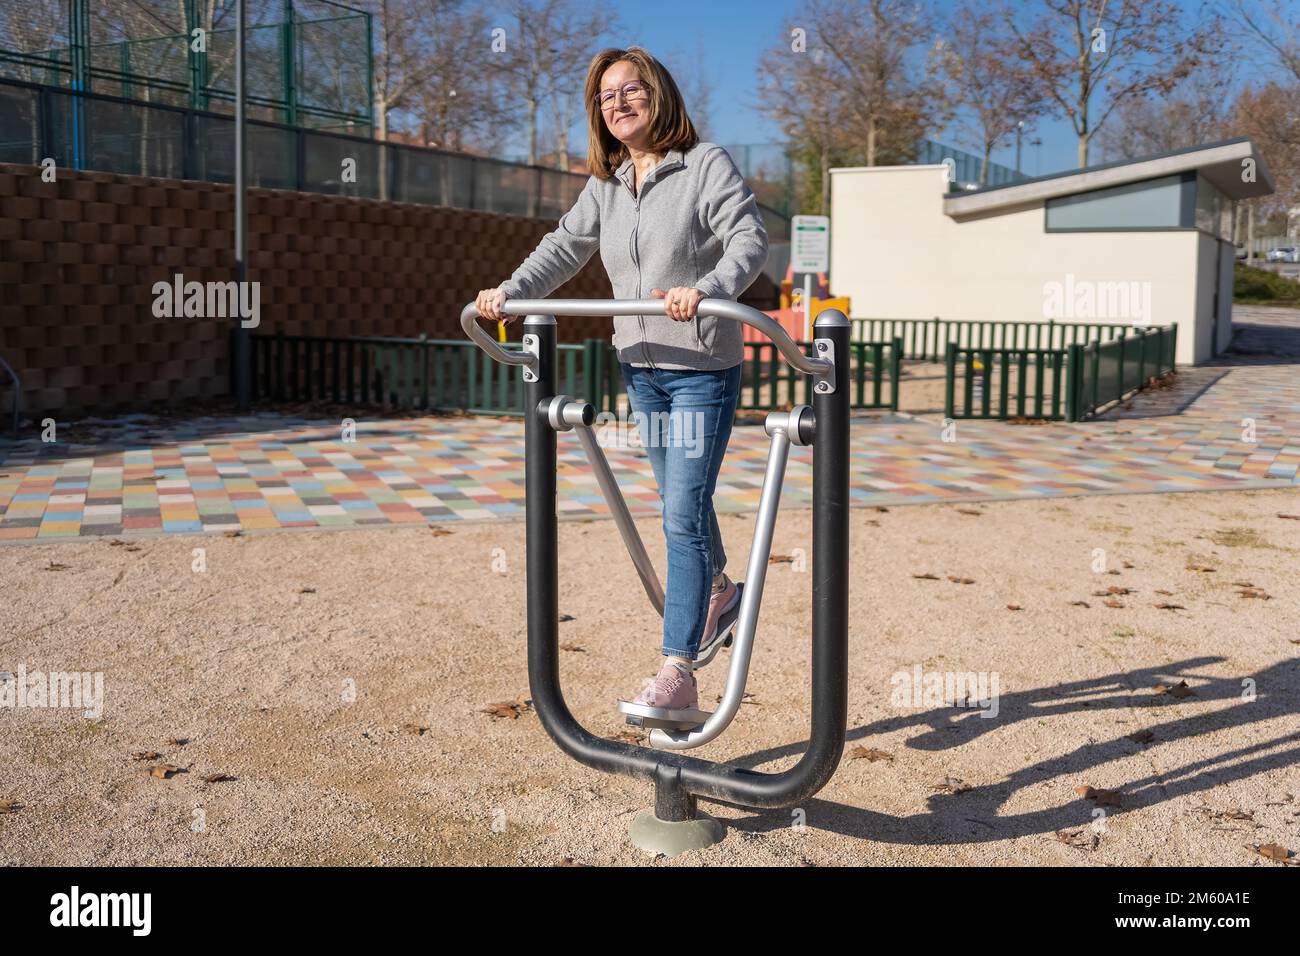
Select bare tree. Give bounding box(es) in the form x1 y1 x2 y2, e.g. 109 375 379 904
1230 82 1300 216
493 0 611 167
406 3 511 152
1224 0 1300 83
665 42 715 141
757 39 854 215
803 0 938 166
756 0 940 213
364 0 434 144
1093 68 1233 161
936 3 1048 184
1005 0 1226 167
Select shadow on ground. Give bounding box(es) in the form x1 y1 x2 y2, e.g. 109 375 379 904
716 657 1298 847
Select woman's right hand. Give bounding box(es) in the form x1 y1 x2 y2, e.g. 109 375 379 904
476 287 512 323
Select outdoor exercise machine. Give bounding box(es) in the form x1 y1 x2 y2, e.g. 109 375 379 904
460 297 849 856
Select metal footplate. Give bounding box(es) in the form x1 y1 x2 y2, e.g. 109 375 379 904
617 700 713 732
611 408 811 746
614 582 745 731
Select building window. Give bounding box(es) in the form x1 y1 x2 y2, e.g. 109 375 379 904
1194 174 1232 239
1045 174 1187 230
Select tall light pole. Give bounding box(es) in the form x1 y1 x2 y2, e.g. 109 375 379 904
233 0 250 408
1015 120 1024 176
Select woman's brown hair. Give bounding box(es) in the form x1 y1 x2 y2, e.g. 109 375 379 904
584 46 699 178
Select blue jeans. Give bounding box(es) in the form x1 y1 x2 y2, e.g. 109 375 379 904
621 362 742 659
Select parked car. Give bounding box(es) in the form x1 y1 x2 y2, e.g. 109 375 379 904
1266 247 1299 263
1235 244 1248 260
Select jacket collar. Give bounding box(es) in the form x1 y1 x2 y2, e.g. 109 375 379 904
614 148 684 193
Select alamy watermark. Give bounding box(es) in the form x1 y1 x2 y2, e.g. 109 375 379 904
152 273 260 328
50 886 151 936
1043 273 1151 326
593 408 708 459
890 665 1000 718
0 665 103 718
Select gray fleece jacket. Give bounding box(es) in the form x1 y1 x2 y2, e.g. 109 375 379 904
497 142 769 370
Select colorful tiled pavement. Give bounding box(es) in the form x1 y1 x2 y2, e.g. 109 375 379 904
3 314 1298 541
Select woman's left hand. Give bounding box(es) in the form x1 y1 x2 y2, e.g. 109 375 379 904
651 286 704 321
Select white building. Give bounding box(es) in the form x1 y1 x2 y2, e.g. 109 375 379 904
829 138 1275 365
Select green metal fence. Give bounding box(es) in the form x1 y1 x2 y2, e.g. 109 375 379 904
853 317 1139 362
245 332 903 417
1067 325 1178 421
943 324 1178 422
944 345 1071 420
740 338 901 411
246 332 622 417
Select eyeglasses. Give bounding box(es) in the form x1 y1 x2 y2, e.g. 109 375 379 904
596 81 650 109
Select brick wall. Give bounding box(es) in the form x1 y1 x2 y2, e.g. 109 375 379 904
0 161 776 418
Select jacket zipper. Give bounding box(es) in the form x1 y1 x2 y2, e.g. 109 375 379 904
622 155 682 370
632 179 655 370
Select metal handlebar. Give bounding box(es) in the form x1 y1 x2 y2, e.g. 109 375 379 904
459 298 834 381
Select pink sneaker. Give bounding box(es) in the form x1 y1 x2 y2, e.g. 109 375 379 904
694 576 741 669
632 660 699 711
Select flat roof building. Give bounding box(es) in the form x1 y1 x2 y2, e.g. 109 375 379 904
830 138 1275 366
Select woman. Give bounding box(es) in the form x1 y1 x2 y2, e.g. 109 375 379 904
475 46 768 717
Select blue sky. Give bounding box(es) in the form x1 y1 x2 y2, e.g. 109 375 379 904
533 0 1239 179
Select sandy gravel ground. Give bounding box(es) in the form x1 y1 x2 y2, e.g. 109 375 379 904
2 483 1297 866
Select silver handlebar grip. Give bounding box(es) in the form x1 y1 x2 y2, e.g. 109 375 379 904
460 297 835 380
458 302 540 372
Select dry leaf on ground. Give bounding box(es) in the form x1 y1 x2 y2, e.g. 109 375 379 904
1250 843 1295 864
849 746 894 762
932 777 972 794
483 695 532 719
1076 785 1123 807
1056 826 1099 850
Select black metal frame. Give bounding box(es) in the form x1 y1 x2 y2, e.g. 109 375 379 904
522 311 849 819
